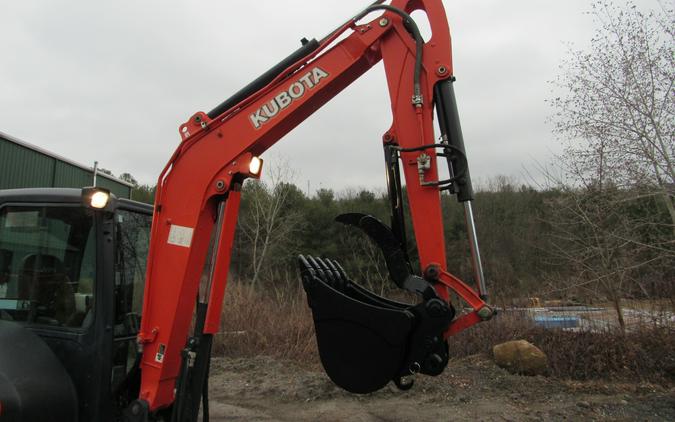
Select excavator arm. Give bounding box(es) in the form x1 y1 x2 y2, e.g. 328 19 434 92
131 1 493 419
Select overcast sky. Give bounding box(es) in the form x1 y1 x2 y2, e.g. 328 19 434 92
0 0 662 194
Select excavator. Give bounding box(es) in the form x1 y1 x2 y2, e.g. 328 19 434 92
0 0 494 420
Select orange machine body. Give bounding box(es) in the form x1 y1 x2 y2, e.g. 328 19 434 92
137 0 488 410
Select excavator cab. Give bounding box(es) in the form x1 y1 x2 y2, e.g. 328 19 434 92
0 187 153 422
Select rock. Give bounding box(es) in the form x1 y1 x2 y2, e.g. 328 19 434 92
492 340 548 376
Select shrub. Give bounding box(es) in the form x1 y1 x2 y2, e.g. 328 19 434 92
214 281 674 384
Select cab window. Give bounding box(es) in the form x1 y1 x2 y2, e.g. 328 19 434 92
114 209 151 327
111 208 152 393
0 205 96 328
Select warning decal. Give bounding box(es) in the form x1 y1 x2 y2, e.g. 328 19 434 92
167 224 193 248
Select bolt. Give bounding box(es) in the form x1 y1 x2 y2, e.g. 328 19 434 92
438 65 447 75
194 115 201 123
424 264 441 280
379 18 389 27
215 180 225 191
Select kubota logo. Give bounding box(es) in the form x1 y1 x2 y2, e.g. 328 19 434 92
250 67 329 129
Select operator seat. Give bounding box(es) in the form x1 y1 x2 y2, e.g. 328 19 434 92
18 254 75 325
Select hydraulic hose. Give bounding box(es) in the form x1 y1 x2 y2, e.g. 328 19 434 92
354 4 425 104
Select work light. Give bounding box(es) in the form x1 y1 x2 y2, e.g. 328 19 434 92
82 187 111 209
249 156 263 176
90 191 110 208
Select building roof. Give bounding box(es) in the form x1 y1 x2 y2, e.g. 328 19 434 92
0 130 133 188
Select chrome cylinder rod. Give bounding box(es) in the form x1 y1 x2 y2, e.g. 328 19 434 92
463 201 487 299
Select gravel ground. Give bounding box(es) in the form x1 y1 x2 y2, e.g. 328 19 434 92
206 354 675 421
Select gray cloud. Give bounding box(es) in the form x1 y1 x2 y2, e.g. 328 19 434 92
0 0 661 193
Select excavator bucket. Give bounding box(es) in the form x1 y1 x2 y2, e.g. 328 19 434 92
298 216 455 394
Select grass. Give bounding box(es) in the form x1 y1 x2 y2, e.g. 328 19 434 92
214 280 318 363
213 280 675 385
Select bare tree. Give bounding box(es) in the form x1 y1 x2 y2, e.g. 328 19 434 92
118 172 139 187
549 1 675 233
544 1 675 328
237 159 305 286
543 181 669 332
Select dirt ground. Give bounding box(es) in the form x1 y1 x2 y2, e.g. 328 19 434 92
206 355 674 421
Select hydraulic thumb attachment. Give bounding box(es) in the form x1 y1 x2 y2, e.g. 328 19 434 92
298 254 454 394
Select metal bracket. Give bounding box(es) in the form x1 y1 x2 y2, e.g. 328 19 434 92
416 153 431 185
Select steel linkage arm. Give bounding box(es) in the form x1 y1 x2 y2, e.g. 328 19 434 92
135 0 491 414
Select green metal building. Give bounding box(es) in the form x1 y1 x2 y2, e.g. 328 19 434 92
0 131 132 198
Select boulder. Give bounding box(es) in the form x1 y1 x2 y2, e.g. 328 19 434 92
493 340 548 376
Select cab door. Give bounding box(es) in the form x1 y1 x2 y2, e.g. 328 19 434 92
110 207 152 411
